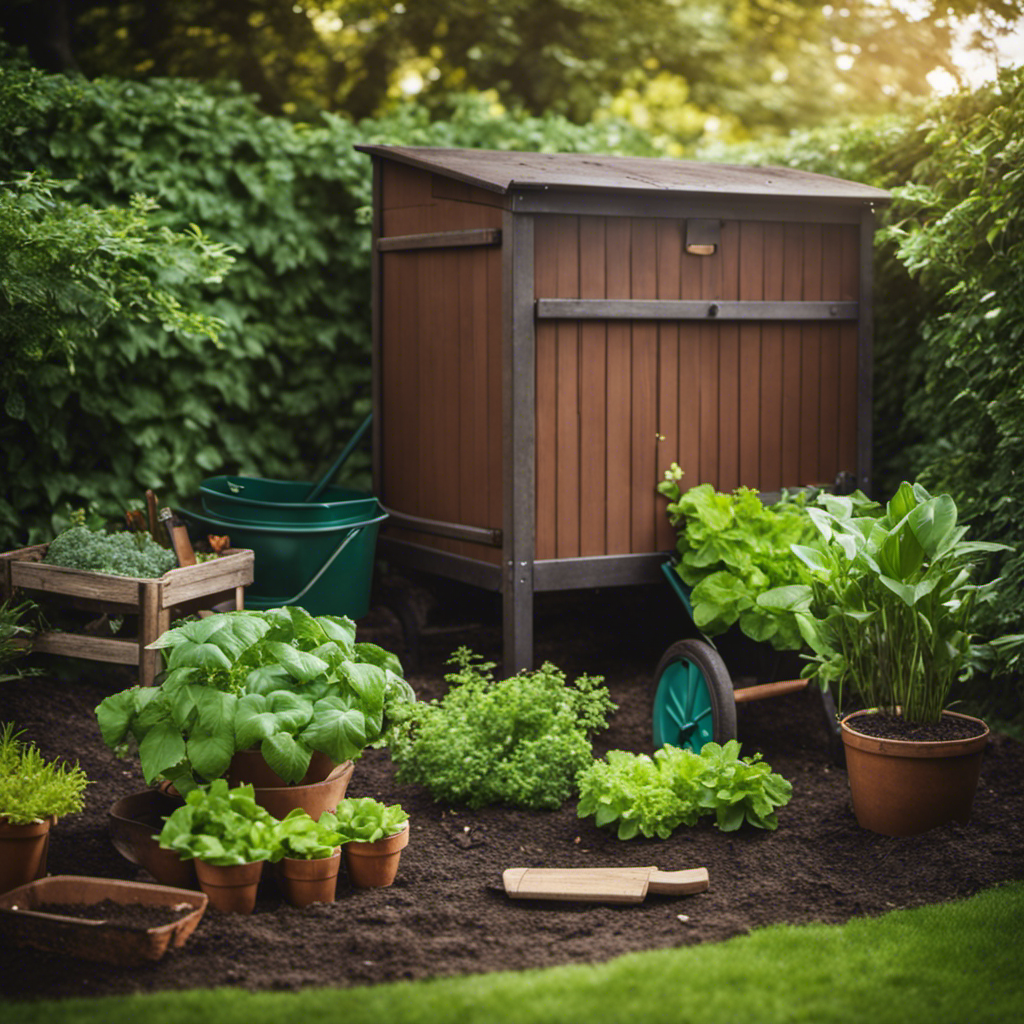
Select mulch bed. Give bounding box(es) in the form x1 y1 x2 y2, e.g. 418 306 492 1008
2 582 1022 1002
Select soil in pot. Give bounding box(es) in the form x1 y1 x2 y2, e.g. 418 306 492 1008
841 709 990 837
344 824 409 888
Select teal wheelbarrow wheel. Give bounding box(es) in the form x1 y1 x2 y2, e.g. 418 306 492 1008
652 639 737 753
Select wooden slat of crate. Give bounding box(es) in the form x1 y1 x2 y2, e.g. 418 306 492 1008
1 546 254 685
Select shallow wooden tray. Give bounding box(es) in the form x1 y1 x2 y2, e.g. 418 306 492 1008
0 875 207 965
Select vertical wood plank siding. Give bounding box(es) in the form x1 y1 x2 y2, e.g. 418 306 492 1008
378 163 504 564
532 215 861 561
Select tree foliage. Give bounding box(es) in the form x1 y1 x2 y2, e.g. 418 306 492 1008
3 0 1020 144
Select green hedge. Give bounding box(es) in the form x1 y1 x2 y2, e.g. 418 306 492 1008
0 63 656 547
710 70 1024 714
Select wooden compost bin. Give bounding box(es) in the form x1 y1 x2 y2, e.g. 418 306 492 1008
356 145 890 672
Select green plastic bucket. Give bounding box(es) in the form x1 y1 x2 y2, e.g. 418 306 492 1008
200 475 377 527
180 503 387 619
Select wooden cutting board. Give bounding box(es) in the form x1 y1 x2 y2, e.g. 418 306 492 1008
502 866 709 904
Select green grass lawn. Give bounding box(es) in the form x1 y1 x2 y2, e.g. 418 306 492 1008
4 881 1022 1024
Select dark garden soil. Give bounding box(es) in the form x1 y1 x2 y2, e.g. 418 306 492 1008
2 580 1023 1002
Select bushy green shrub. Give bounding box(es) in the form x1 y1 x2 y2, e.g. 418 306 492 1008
0 61 655 550
389 648 615 810
707 71 1024 717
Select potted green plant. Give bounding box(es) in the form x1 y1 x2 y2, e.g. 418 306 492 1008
157 779 280 913
326 797 410 888
0 722 90 893
759 481 1016 835
95 606 416 814
272 808 343 907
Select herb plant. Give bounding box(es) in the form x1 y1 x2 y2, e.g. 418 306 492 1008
45 523 178 578
759 482 1016 724
157 779 281 866
0 722 90 825
324 798 408 844
389 648 615 811
576 741 792 839
95 606 416 793
657 466 880 650
0 598 39 683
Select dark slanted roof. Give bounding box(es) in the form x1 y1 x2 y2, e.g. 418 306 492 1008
354 145 890 203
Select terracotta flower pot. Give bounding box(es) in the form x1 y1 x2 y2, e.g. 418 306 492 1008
194 859 264 914
344 823 409 888
227 752 355 821
108 790 196 889
227 748 338 789
277 848 342 907
840 709 990 836
0 816 54 895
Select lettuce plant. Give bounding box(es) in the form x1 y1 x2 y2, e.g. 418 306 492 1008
95 606 416 793
273 808 343 860
157 779 279 866
576 741 792 839
324 797 408 844
389 648 615 810
658 466 880 650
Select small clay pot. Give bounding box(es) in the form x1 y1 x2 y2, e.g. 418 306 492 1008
276 848 342 907
344 824 409 889
194 859 264 914
841 709 989 836
0 816 53 895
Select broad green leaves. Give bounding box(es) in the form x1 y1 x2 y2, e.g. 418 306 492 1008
94 607 415 790
576 741 792 840
658 473 881 652
761 482 1011 723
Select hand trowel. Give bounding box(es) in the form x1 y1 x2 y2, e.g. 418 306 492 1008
502 866 709 904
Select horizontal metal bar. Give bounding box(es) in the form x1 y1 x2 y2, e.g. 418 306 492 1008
533 553 669 591
377 537 503 592
377 228 501 252
381 506 502 547
536 299 858 322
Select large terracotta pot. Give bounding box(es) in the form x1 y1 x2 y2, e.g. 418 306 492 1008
840 709 989 836
276 848 342 907
227 750 355 821
194 859 264 914
344 823 409 889
0 816 53 894
108 790 196 889
227 748 338 789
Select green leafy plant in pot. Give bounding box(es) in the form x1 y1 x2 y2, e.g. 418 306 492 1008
759 481 1016 835
272 808 344 907
0 722 90 892
95 606 416 813
326 797 409 888
157 779 280 913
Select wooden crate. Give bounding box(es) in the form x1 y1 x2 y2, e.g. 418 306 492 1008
0 545 255 686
